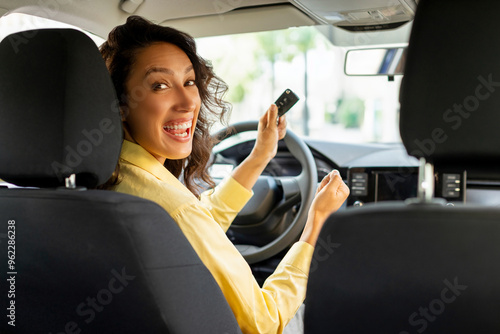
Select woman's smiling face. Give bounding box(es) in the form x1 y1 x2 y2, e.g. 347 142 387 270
123 42 201 164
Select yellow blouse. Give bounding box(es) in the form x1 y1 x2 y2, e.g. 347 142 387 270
113 140 314 334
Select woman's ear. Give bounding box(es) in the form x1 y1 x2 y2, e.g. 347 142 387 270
122 120 134 142
119 106 129 122
120 105 135 142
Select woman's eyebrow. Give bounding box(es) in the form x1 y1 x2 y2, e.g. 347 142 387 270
144 65 194 78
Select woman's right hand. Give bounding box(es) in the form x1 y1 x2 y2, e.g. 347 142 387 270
299 170 350 247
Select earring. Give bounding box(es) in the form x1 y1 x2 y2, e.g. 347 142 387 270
119 107 129 121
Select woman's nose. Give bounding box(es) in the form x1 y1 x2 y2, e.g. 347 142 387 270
172 86 198 112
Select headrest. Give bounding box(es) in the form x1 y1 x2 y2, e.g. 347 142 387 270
0 29 122 188
399 0 500 175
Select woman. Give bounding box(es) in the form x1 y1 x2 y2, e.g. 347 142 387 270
100 16 349 334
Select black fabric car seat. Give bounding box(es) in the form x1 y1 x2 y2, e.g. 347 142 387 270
0 29 242 334
304 0 500 333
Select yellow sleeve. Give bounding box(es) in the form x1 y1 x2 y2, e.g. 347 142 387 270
171 202 314 334
199 176 253 232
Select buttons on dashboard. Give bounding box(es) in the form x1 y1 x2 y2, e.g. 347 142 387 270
351 172 368 196
442 173 461 198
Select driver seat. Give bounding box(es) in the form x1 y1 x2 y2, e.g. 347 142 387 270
304 0 500 333
0 28 242 334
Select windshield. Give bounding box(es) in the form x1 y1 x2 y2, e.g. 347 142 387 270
196 26 402 143
0 14 402 144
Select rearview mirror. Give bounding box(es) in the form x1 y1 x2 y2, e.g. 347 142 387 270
345 47 407 76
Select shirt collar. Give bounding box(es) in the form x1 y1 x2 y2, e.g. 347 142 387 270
119 140 181 185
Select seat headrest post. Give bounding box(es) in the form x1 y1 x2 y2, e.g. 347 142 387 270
417 157 435 202
406 157 446 205
65 174 76 189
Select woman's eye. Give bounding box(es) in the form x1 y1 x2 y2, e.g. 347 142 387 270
153 83 168 91
185 80 196 86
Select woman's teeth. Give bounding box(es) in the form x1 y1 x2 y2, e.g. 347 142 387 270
163 121 192 131
163 121 192 138
174 132 188 137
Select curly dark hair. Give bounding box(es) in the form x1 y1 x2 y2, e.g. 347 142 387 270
99 16 230 195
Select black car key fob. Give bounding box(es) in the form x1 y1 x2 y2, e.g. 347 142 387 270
275 89 299 117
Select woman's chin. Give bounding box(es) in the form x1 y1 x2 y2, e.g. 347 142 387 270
163 144 192 161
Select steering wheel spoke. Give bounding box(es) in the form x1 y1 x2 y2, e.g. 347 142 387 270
273 176 301 214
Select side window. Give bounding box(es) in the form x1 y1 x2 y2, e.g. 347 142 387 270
0 13 104 46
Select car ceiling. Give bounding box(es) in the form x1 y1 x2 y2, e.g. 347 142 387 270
0 0 416 43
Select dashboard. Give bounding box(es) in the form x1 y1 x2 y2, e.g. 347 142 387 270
213 137 500 207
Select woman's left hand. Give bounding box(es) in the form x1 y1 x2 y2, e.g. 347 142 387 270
250 104 287 164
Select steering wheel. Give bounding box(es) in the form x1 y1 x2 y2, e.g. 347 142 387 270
214 121 317 264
